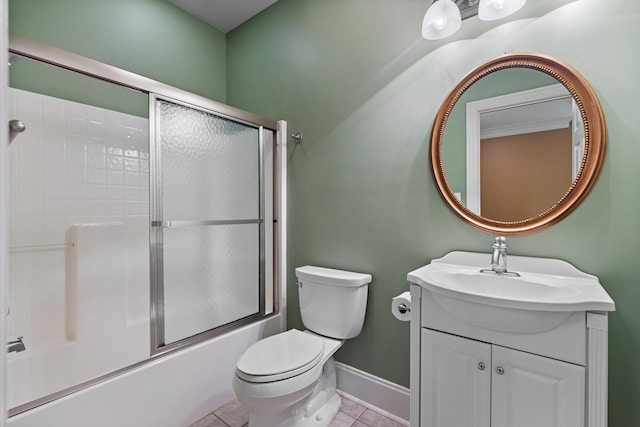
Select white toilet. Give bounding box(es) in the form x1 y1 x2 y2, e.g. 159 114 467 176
233 265 372 427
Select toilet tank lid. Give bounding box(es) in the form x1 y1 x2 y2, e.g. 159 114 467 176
295 266 372 287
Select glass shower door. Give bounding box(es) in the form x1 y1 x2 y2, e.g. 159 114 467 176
151 96 265 349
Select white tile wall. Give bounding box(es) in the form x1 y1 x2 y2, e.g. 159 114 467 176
7 88 150 408
9 88 149 249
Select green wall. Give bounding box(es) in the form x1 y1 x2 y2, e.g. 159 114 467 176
227 0 640 425
9 0 227 102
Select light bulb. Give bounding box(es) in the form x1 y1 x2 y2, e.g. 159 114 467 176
479 0 526 21
434 17 447 30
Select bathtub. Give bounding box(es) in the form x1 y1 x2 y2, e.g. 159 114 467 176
7 313 284 427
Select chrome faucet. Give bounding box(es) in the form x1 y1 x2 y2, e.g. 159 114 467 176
7 336 26 353
491 236 508 274
481 236 520 276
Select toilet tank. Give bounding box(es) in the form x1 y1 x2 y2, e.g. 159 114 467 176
295 266 372 339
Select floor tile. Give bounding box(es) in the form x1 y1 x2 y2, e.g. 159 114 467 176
357 409 404 427
213 399 249 427
329 410 357 427
339 397 366 419
196 396 407 427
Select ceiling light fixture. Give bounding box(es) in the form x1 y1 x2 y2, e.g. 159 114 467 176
421 0 527 40
422 0 462 40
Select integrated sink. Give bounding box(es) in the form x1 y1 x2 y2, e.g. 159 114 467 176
428 269 582 301
408 251 615 333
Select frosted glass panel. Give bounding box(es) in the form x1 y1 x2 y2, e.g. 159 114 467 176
163 224 260 344
153 97 264 347
157 100 259 220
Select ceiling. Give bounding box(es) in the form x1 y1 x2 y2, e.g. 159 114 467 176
168 0 279 33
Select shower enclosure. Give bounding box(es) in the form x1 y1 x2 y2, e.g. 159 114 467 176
5 35 283 417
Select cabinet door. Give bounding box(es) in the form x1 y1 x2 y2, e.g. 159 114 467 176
491 345 585 427
421 329 491 427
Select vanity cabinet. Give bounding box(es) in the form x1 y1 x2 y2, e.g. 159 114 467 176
421 328 584 427
406 252 615 427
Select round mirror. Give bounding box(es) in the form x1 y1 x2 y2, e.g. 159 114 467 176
431 53 606 235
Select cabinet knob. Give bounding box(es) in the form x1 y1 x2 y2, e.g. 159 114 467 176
477 362 485 370
496 366 505 375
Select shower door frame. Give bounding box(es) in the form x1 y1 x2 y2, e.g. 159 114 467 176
6 33 286 416
1 2 9 426
149 94 271 355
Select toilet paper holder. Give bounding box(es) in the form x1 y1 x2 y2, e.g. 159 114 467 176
397 303 410 314
392 291 412 321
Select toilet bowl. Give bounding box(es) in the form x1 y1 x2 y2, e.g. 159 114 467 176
233 266 372 427
233 329 343 426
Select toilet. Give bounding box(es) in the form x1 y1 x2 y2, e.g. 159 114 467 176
233 265 372 427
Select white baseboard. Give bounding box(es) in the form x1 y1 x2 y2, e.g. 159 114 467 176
335 362 410 426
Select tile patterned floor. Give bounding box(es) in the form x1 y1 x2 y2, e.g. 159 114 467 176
189 395 404 427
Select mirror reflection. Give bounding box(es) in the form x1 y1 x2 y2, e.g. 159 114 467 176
441 67 583 222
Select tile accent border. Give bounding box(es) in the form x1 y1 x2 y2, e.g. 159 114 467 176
335 362 410 426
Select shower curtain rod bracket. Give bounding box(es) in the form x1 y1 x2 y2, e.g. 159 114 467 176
291 132 303 144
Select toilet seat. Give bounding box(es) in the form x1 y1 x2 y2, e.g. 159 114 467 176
236 329 325 383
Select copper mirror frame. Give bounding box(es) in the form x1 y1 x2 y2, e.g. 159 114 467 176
431 53 607 236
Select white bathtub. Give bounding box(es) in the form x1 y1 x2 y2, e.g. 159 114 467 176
7 313 284 427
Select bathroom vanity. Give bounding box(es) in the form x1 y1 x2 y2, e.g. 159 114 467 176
407 251 615 427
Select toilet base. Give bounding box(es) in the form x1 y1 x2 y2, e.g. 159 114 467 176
247 358 341 427
299 393 341 427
